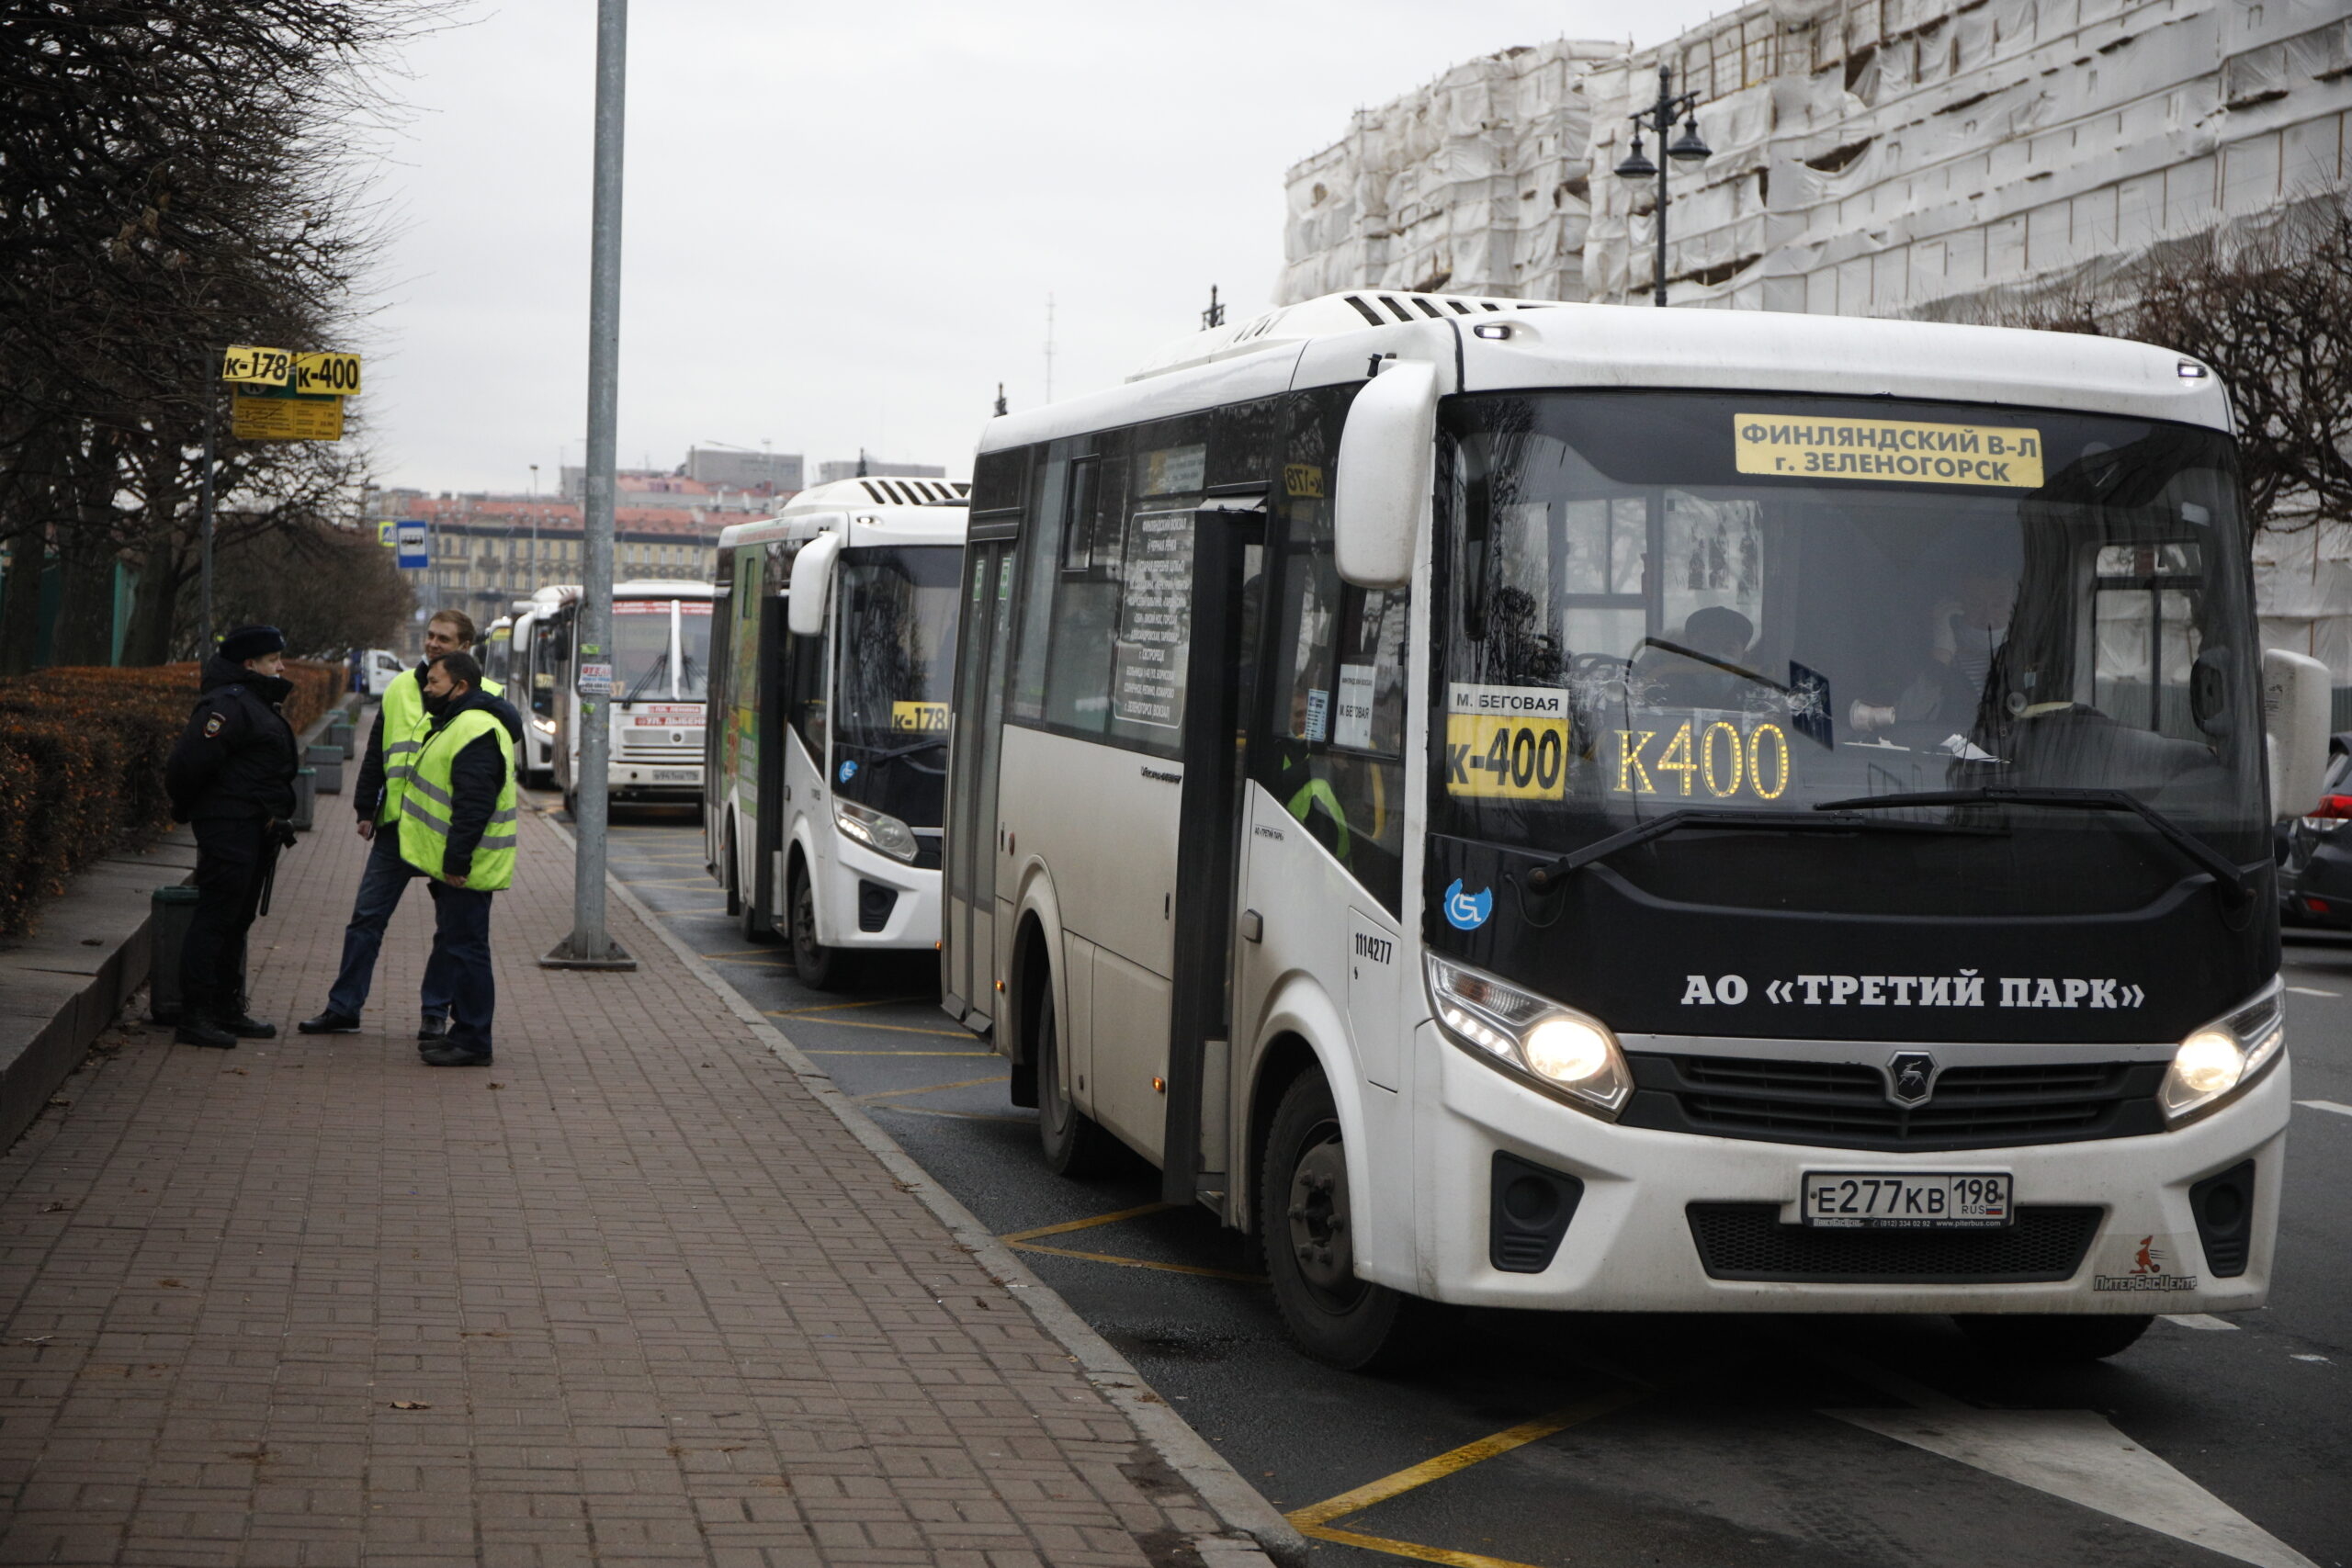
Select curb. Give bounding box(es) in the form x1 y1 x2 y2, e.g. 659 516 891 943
535 807 1306 1568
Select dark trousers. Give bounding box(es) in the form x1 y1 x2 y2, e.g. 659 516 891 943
182 817 277 1021
424 881 495 1052
325 828 453 1020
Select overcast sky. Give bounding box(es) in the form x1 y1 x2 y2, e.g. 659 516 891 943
359 0 1733 497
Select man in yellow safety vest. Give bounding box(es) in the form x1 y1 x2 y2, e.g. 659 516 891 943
301 610 515 1042
397 650 517 1066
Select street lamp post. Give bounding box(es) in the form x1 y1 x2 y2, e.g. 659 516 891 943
1613 63 1712 307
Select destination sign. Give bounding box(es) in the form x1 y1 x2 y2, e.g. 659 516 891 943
1734 414 2044 489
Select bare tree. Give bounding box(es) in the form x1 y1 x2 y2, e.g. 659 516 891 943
0 0 443 671
1958 192 2352 543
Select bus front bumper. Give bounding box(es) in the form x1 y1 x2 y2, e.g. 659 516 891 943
815 831 943 953
1407 1026 2289 1315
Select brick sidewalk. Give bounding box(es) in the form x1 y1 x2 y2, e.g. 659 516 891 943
0 808 1256 1568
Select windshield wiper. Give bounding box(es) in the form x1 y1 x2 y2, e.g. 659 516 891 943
1813 786 2261 907
849 736 947 768
1519 807 1998 894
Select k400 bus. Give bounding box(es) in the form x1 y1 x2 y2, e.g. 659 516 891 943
546 580 716 814
706 477 970 987
939 289 2334 1370
509 585 575 786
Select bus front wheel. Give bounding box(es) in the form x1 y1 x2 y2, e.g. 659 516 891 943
1261 1068 1430 1371
789 862 850 990
1035 988 1113 1177
1954 1314 2154 1362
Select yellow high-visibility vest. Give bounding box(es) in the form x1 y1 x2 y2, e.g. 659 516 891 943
396 707 518 890
377 668 503 824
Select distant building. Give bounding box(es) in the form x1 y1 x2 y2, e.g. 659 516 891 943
685 447 802 493
816 457 946 485
383 494 729 626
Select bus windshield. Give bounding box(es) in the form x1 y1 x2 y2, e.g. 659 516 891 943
831 546 960 824
610 601 712 701
1435 390 2266 918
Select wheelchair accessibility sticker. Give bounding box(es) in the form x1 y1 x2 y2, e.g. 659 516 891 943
1442 879 1493 931
838 759 858 784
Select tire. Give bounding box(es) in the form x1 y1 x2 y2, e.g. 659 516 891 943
1035 987 1114 1177
1954 1314 2154 1362
721 818 742 917
788 860 851 990
1260 1067 1433 1371
561 788 577 819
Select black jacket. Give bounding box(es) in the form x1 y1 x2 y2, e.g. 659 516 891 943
355 660 524 820
166 656 300 823
410 684 513 881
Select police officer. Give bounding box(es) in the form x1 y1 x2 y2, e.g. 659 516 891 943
300 609 515 1042
399 650 517 1066
164 625 301 1049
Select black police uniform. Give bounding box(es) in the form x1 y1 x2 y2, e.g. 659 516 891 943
164 646 300 1044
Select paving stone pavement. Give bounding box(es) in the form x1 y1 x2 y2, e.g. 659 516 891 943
0 809 1248 1567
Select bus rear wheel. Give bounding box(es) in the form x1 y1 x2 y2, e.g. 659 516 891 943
1954 1314 2154 1362
1035 988 1113 1177
1260 1067 1431 1371
789 861 850 990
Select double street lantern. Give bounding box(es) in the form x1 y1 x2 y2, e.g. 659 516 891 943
1614 63 1712 306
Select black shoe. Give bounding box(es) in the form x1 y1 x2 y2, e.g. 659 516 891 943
419 1043 492 1067
416 1014 450 1044
298 1010 361 1034
222 1013 278 1040
174 1017 238 1049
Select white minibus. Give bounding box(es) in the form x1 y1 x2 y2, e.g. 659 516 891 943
939 289 2331 1369
546 580 716 815
706 477 969 987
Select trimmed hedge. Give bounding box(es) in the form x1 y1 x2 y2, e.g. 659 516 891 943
0 660 344 937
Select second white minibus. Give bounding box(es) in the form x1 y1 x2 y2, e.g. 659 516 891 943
706 477 969 987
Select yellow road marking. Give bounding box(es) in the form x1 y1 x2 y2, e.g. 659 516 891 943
1297 1525 1552 1568
1287 1386 1653 1561
1006 1239 1264 1284
999 1201 1174 1245
763 1014 966 1039
873 1105 1032 1124
769 997 933 1015
852 1075 1005 1103
806 1049 998 1058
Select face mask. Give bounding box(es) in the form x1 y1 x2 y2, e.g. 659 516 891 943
422 690 452 716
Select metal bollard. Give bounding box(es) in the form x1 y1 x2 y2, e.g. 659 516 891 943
328 718 356 758
148 886 198 1023
291 767 316 830
306 742 344 795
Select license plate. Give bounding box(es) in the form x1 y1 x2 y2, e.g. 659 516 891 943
1801 1171 2012 1229
651 769 697 782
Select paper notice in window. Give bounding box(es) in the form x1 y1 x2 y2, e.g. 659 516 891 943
1334 664 1376 750
1112 508 1194 729
1734 414 2043 489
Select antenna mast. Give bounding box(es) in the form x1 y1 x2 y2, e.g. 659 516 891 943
1044 293 1056 403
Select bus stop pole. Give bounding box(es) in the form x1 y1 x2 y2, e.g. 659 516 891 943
547 0 634 969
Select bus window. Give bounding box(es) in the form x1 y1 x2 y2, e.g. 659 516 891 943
531 620 565 721
613 604 674 701
1044 453 1127 736
1255 391 1408 911
677 602 713 700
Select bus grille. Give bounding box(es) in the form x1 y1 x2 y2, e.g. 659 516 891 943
1621 1054 2167 1152
1687 1203 2101 1283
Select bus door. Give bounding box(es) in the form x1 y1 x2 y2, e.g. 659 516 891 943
1161 496 1265 1207
751 590 789 930
944 536 1015 1028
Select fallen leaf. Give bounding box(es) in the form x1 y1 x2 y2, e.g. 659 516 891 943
487 1082 503 1090
40 1202 67 1213
223 1067 248 1076
389 1400 430 1411
156 1279 183 1289
46 1098 69 1109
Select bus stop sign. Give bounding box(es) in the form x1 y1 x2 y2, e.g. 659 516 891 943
395 522 428 570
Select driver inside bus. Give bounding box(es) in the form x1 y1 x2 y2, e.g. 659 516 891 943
1850 572 2016 739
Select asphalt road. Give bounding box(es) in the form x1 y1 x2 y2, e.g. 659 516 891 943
578 795 2350 1568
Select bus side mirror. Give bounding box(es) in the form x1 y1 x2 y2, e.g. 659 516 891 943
788 532 842 637
2264 647 2331 820
1333 358 1439 591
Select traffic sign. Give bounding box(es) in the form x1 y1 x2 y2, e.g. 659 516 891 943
232 387 344 441
293 351 362 395
220 344 294 386
377 521 396 547
395 522 429 570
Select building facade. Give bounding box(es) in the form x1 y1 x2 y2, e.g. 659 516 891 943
380 493 739 631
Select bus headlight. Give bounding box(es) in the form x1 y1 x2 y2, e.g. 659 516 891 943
532 716 556 736
2161 977 2285 1123
1425 953 1631 1118
834 797 919 863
